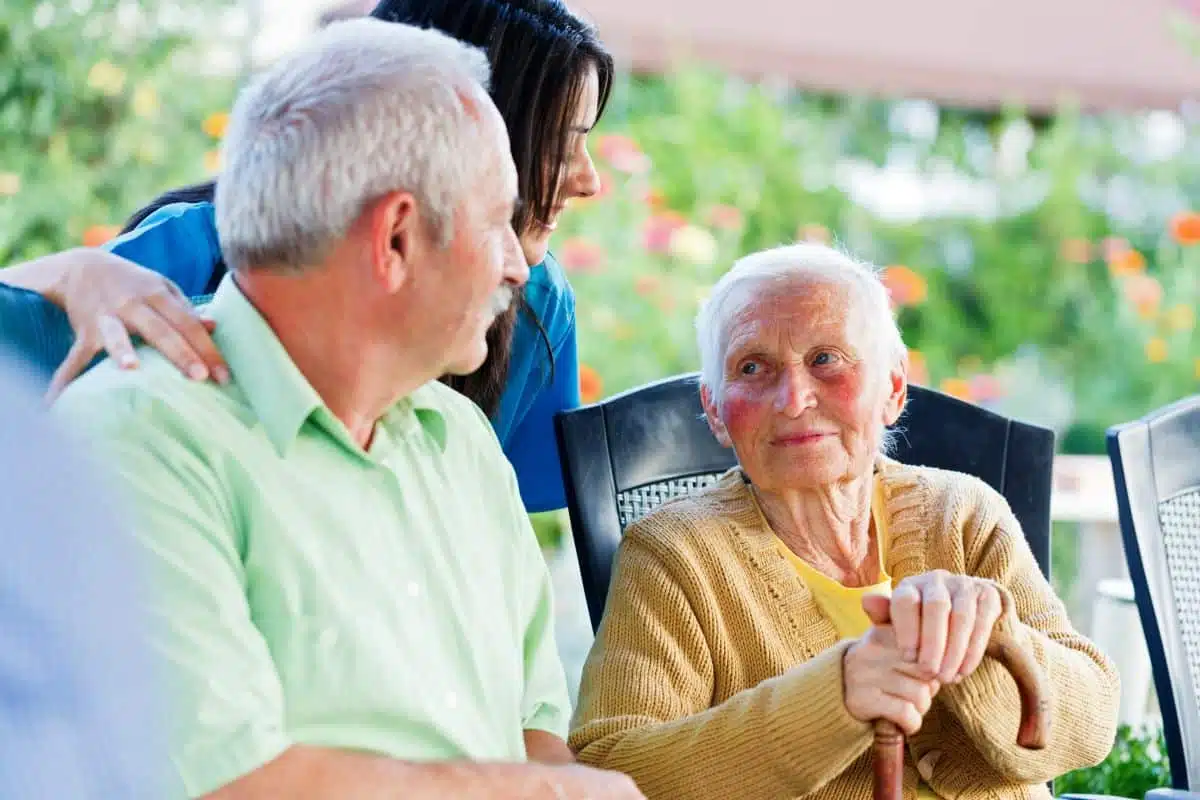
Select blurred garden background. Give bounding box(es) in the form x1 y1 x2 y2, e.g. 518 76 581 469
2 0 1197 792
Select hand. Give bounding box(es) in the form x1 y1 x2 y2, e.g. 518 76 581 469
544 764 646 799
885 571 1005 685
844 598 941 735
46 248 228 401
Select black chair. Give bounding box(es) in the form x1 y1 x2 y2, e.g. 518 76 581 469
556 372 1055 632
1108 395 1200 791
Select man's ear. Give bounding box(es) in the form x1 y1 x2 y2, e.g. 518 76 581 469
369 190 418 294
700 383 733 448
882 358 908 427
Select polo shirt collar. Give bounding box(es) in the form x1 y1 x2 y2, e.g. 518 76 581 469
206 275 447 457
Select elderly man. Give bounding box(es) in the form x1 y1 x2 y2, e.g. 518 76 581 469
54 18 640 800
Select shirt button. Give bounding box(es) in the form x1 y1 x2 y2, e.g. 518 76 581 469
407 581 421 597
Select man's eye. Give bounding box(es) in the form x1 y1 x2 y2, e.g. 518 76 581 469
739 361 759 375
812 351 840 367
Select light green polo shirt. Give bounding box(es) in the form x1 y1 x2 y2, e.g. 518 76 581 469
53 277 570 797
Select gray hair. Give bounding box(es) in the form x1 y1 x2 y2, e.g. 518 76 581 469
696 243 908 447
215 18 495 271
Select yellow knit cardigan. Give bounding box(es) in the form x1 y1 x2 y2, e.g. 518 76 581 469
569 459 1118 800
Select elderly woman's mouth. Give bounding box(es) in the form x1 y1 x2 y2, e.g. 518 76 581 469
772 431 834 446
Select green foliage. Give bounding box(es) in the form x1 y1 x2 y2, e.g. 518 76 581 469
0 0 238 264
1055 725 1172 797
562 69 1200 453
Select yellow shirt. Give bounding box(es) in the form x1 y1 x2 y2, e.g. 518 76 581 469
774 477 939 800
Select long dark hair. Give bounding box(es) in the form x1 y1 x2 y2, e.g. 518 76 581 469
122 0 614 418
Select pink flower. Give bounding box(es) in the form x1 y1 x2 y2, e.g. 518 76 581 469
558 237 605 273
595 133 650 175
642 212 687 254
706 204 743 231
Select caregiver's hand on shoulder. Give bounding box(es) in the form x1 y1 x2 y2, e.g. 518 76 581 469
46 248 228 401
885 571 1005 685
844 598 941 735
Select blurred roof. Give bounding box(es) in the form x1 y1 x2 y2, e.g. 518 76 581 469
573 0 1198 112
312 0 1198 112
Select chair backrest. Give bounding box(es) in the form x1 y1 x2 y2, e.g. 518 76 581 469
1107 395 1200 790
556 372 1055 633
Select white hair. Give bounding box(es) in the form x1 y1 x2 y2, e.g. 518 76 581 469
215 18 496 271
696 243 908 446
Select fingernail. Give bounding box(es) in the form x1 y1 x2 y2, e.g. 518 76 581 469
188 364 209 381
120 354 138 369
213 366 231 385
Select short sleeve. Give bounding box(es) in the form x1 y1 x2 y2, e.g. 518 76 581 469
105 202 224 297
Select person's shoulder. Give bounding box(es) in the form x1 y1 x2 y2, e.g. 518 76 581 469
877 458 1013 527
136 200 215 231
54 349 236 439
523 253 576 338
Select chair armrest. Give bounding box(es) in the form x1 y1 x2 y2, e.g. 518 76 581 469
1145 791 1200 800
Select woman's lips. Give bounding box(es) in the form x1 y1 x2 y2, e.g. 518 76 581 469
772 432 833 446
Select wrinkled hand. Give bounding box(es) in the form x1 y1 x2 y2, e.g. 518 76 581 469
544 764 646 799
46 248 228 401
883 571 1005 685
843 598 941 735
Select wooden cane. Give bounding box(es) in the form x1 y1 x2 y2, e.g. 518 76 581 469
872 626 1052 800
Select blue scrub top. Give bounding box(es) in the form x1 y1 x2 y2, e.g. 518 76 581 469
0 201 579 512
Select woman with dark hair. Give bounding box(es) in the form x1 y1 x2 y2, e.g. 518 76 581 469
0 0 611 514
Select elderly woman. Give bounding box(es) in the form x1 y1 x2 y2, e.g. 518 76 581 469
569 244 1118 799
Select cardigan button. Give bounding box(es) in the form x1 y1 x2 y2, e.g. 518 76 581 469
917 750 942 782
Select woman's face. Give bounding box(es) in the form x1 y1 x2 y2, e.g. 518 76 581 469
518 63 602 267
702 280 907 493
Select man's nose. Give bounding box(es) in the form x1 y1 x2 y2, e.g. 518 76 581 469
502 226 529 288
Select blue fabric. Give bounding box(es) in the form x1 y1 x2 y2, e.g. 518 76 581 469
0 354 168 797
0 200 579 512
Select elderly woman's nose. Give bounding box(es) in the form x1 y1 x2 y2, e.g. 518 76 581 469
773 366 817 415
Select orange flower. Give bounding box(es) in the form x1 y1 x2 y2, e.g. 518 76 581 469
1169 210 1200 246
1107 247 1146 277
202 112 230 139
1145 337 1169 364
1121 273 1163 319
1102 236 1131 262
640 187 667 210
939 378 973 401
882 265 928 307
579 364 603 404
798 223 832 244
82 224 120 248
706 204 743 231
634 275 662 296
906 349 929 385
1059 238 1092 264
558 237 605 273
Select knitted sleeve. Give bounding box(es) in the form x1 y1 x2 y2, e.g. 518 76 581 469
937 483 1120 783
568 529 873 799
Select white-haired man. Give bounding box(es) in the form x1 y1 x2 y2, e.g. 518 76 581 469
55 18 641 800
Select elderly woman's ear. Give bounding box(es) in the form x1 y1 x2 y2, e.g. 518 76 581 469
882 360 908 428
700 383 734 448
